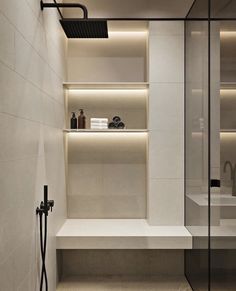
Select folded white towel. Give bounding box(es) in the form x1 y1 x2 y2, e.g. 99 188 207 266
91 124 108 129
90 118 108 123
91 121 108 125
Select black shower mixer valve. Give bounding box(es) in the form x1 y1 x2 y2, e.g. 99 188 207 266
36 185 54 216
36 200 54 215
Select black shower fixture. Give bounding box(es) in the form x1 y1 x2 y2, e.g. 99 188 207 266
40 0 108 38
36 185 54 291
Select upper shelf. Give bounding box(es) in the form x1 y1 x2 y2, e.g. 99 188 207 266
64 129 148 133
63 82 149 90
221 129 236 132
221 82 236 89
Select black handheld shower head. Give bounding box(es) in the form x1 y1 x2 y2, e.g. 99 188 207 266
40 1 108 38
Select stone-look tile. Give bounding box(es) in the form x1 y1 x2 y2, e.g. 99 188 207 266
68 57 146 83
42 93 57 128
0 0 38 46
0 62 43 122
0 0 66 290
149 131 184 179
42 64 65 103
0 254 14 291
0 12 15 69
68 132 147 164
68 193 146 219
46 38 66 80
68 164 103 197
149 83 184 132
149 21 184 36
57 276 191 291
148 22 184 226
15 30 46 88
0 158 38 264
67 33 147 82
103 164 146 198
68 163 146 218
148 179 184 226
149 35 184 83
0 113 41 162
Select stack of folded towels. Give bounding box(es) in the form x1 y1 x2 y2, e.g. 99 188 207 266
90 118 108 129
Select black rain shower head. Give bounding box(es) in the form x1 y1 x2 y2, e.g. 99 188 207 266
40 1 108 39
60 19 108 38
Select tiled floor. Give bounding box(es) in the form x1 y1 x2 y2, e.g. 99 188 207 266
57 276 192 291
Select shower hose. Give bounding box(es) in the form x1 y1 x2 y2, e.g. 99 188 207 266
39 211 48 291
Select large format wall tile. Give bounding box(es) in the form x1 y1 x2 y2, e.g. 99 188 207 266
149 83 184 132
148 21 184 225
0 0 66 290
149 21 184 36
149 36 184 83
149 131 184 179
68 163 146 218
0 12 15 69
148 179 184 225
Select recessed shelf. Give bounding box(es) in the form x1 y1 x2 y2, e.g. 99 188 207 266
64 129 148 133
221 129 236 132
221 82 236 89
63 82 149 90
56 219 192 250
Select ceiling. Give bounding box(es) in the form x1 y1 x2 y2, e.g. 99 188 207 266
62 0 194 19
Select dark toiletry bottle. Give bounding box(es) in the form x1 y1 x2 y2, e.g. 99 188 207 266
70 112 77 129
78 109 86 129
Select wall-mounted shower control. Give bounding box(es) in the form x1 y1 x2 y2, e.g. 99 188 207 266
36 185 54 216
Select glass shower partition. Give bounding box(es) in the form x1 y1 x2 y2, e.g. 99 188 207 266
185 1 236 290
210 1 236 290
185 1 210 290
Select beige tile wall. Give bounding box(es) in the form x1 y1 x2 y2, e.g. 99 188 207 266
148 22 185 225
66 34 148 218
67 33 148 82
0 0 67 290
67 133 147 218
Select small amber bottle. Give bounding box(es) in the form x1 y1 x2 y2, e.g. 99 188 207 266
78 109 86 129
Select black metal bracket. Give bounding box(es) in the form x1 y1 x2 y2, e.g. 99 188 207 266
36 185 54 216
40 0 88 19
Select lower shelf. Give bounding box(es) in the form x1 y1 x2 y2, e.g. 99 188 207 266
56 219 192 249
57 276 191 291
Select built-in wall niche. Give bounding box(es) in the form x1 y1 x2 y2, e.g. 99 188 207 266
65 83 148 130
66 21 148 82
220 22 236 196
64 23 149 220
220 23 236 83
64 84 148 219
66 132 147 218
220 87 236 130
220 22 236 130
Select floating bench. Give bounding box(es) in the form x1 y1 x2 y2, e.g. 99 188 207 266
56 219 192 249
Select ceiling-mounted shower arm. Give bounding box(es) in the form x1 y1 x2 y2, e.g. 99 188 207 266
40 0 88 19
